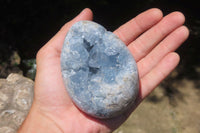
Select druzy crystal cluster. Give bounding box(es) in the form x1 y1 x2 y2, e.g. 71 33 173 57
61 20 139 118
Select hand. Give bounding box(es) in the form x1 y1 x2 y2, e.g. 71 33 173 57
18 8 189 133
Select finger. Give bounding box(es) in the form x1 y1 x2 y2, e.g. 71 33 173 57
140 52 180 99
128 11 185 61
114 8 163 45
138 25 189 78
45 8 93 53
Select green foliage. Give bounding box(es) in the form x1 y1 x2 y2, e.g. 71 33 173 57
22 59 36 80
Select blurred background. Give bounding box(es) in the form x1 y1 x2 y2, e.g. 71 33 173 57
0 0 199 132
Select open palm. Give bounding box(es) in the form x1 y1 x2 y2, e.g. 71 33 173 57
19 8 189 133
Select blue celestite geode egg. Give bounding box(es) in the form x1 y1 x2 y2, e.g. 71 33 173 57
61 20 139 119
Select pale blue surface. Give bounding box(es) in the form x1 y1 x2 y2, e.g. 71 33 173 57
61 21 139 118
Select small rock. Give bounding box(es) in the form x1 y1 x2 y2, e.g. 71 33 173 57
0 127 15 133
0 73 34 132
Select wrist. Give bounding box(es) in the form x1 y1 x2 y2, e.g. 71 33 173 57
18 103 63 133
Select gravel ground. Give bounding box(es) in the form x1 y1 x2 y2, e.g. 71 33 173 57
114 79 200 133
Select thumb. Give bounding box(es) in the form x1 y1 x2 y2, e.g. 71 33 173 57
60 8 94 34
36 8 93 68
46 8 93 50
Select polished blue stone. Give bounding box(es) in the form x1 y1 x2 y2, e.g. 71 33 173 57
61 20 139 119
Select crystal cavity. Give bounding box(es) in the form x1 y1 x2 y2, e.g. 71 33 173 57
61 20 139 119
